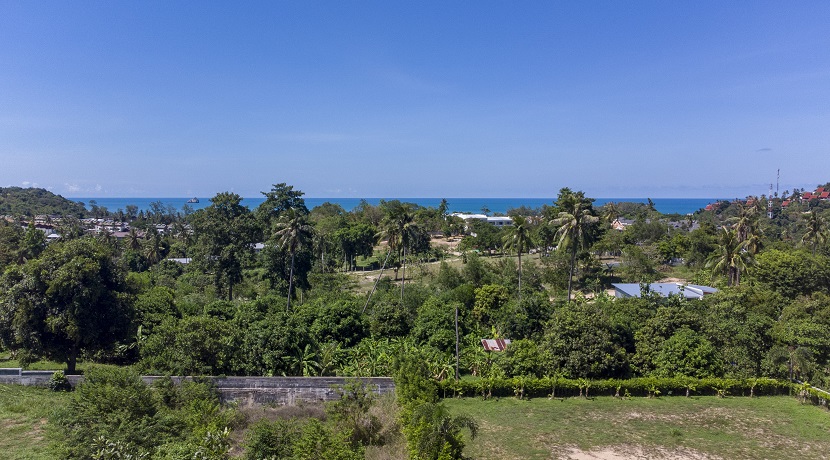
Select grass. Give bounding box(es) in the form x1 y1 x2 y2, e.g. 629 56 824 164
0 384 68 460
0 351 90 372
444 396 830 459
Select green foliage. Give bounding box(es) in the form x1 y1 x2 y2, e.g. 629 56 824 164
405 402 477 460
244 418 302 460
139 316 240 376
437 376 792 399
189 192 258 300
49 370 72 392
653 328 723 378
541 300 628 378
412 297 460 353
0 186 87 217
0 238 134 373
751 249 830 299
53 367 239 460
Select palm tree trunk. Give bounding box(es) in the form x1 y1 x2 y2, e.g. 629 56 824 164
363 250 392 313
400 246 407 302
287 250 296 312
567 245 577 302
517 250 522 301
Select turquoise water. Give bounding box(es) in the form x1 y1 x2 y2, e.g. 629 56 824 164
74 197 721 216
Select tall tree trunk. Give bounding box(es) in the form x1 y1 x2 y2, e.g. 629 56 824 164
400 246 407 302
287 250 296 312
567 245 577 302
67 346 78 375
517 250 522 301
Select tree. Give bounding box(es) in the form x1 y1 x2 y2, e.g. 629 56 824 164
274 208 314 311
0 239 133 373
550 192 599 301
502 215 534 300
189 192 258 300
257 182 308 226
405 402 477 460
802 210 828 255
706 227 750 286
378 203 423 301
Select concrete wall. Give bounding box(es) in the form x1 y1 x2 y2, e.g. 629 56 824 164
0 369 395 407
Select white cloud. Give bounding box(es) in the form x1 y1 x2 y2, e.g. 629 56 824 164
65 183 81 192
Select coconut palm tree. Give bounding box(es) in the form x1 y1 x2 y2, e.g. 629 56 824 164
801 210 828 255
551 202 599 301
274 208 314 311
377 204 420 301
601 201 620 223
706 227 750 286
502 215 534 300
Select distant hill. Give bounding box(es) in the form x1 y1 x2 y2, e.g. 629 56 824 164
0 187 87 217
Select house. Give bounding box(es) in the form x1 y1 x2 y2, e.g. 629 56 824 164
451 213 514 228
611 218 633 231
612 283 717 299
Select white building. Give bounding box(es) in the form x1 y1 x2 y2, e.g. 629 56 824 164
452 213 514 228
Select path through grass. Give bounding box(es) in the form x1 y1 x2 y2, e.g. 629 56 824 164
0 384 68 460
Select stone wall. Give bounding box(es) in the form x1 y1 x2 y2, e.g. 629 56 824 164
0 369 395 407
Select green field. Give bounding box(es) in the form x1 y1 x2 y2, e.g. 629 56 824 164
444 396 830 459
0 385 68 460
4 383 830 460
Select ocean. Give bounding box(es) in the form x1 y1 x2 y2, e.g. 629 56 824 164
73 197 722 216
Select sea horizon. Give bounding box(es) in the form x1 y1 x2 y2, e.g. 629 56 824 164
71 197 728 216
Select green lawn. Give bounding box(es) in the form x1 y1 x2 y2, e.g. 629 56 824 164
0 385 68 460
444 396 830 459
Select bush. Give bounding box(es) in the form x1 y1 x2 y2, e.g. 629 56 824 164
437 376 792 400
49 371 72 392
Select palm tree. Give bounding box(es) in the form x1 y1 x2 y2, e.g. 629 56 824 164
126 228 141 250
409 402 478 459
801 210 828 255
274 208 314 312
706 227 750 286
551 202 599 301
378 204 420 301
601 201 619 223
502 215 534 300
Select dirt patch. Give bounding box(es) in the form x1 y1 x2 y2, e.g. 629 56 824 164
557 445 720 460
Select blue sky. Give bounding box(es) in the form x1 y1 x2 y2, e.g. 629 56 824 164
1 2 829 198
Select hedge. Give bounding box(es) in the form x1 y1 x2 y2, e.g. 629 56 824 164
436 377 793 400
797 383 830 409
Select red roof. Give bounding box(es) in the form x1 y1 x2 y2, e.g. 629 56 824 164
817 187 825 194
821 192 829 199
782 200 791 207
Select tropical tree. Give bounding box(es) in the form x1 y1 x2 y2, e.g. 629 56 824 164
0 238 133 373
706 227 750 286
551 198 599 301
274 208 314 311
802 210 828 255
406 402 478 460
502 215 534 299
377 203 422 301
189 192 258 300
601 201 620 223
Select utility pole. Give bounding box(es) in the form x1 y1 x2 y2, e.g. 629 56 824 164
455 305 460 381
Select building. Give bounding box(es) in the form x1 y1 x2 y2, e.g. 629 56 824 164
612 283 717 299
451 213 514 228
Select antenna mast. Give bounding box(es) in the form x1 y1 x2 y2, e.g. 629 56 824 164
768 183 774 219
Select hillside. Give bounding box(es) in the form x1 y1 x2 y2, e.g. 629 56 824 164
0 187 86 217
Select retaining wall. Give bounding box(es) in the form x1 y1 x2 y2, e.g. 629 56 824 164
0 369 395 407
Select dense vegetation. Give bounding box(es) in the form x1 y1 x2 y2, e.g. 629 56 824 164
1 182 830 458
0 187 87 217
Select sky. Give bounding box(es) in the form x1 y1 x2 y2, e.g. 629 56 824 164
1 1 829 199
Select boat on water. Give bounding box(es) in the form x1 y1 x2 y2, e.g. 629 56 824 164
186 197 199 204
